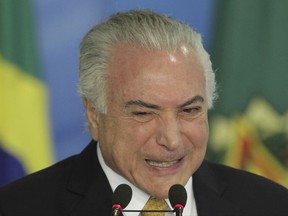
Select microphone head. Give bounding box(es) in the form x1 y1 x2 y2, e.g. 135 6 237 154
168 184 187 208
112 184 132 209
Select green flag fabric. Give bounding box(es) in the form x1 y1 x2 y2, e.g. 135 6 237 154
209 0 288 187
0 0 53 185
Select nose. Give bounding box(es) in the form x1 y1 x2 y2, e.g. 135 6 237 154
156 112 182 150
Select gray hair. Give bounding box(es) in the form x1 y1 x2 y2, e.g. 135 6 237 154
78 9 217 114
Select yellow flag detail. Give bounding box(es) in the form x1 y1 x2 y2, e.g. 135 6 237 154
0 56 53 173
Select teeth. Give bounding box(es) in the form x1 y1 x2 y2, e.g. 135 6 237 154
146 159 178 167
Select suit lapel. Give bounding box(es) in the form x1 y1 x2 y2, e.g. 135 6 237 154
66 140 113 216
62 141 242 216
193 161 242 216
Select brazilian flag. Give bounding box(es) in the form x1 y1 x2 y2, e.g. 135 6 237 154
0 0 53 186
208 0 288 187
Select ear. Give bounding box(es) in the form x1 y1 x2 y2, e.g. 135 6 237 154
83 98 99 140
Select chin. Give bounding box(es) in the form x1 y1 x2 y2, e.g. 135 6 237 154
141 173 190 198
147 182 175 199
150 190 169 199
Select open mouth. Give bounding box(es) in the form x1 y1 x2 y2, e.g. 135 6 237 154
145 159 181 168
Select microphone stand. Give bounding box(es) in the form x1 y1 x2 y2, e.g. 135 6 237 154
112 208 121 216
112 204 123 216
174 204 184 216
174 208 183 216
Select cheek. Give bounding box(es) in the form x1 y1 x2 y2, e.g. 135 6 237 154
100 118 154 160
105 122 155 177
126 120 158 143
183 117 209 148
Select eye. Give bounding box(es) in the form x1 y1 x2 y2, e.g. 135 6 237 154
180 106 202 120
132 111 151 116
130 111 155 122
183 107 199 113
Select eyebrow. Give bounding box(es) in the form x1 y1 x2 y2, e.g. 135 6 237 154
125 100 161 110
125 95 204 110
179 95 204 108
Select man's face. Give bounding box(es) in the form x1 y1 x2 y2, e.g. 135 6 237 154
88 44 209 198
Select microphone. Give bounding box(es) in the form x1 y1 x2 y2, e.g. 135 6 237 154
112 184 132 216
169 184 187 216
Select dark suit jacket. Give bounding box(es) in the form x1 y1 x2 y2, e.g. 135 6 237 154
0 140 287 216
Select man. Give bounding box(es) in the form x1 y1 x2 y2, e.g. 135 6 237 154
0 9 287 216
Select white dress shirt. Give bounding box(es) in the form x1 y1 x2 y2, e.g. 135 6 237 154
97 144 198 216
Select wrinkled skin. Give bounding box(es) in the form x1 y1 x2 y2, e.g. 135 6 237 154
86 44 209 198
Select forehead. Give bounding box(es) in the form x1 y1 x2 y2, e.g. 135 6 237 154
105 44 206 107
107 44 203 79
